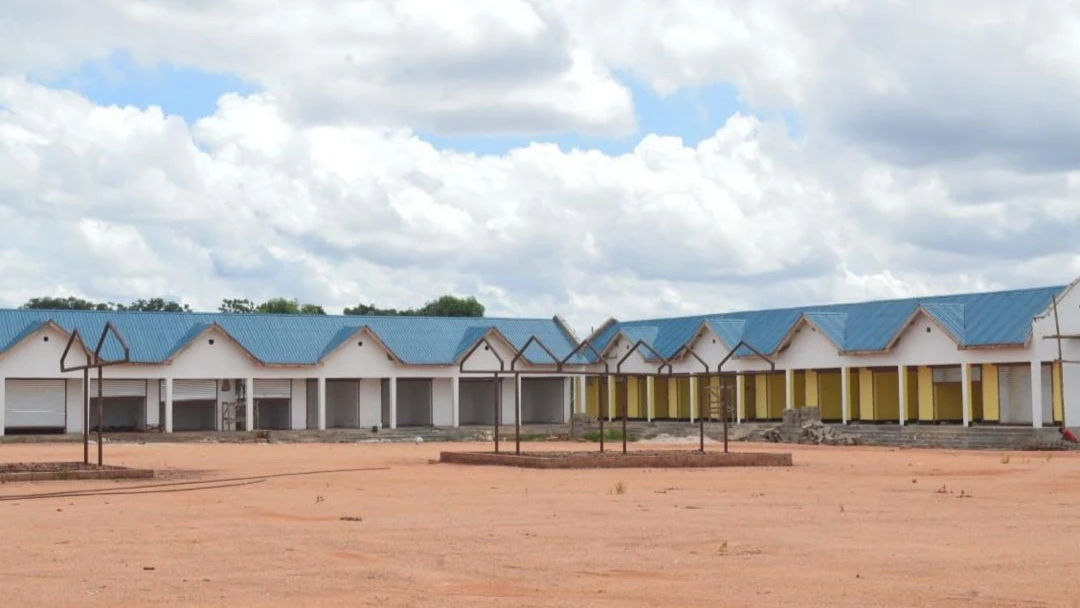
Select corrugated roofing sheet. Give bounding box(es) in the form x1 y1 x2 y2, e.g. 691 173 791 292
589 284 1066 361
0 310 581 367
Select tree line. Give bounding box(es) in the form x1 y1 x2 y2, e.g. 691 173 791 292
18 294 485 318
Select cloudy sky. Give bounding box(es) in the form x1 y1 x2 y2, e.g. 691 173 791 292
2 1 1079 336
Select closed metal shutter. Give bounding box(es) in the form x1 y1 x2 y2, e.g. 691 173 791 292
998 364 1031 424
5 379 67 429
88 379 147 397
164 379 218 402
253 379 292 399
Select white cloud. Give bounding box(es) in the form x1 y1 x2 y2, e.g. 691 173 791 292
1 3 1080 335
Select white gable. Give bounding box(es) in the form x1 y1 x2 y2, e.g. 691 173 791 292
0 324 86 378
772 320 844 370
166 327 260 378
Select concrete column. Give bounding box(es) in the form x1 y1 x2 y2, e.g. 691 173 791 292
785 369 795 410
1031 360 1043 429
316 376 327 431
646 376 655 422
164 377 174 433
245 377 255 431
961 363 971 427
389 377 398 429
736 374 745 424
689 376 698 423
841 367 850 425
451 376 460 427
0 376 6 436
898 365 907 426
576 376 587 414
562 377 572 423
515 374 523 425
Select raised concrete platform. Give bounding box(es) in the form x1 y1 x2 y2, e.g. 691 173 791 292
0 461 155 483
439 450 793 469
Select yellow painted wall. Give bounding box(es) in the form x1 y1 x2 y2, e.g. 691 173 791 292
858 368 874 421
849 370 861 420
628 377 642 418
917 367 934 421
817 370 842 420
793 371 806 408
1053 362 1064 424
675 377 692 419
766 373 786 419
754 374 768 419
906 369 919 421
585 377 600 418
736 374 747 420
873 370 900 421
805 371 819 408
934 368 963 421
982 364 999 422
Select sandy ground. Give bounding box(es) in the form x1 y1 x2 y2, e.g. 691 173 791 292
1 440 1079 608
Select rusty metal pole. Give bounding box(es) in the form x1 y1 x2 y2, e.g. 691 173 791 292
599 374 606 454
492 372 500 454
699 374 706 454
82 367 89 465
514 372 521 456
96 364 104 466
723 391 730 454
621 377 628 455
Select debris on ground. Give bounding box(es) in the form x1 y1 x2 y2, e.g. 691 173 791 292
763 407 859 446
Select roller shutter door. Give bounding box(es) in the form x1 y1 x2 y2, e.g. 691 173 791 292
164 379 218 402
998 364 1032 424
6 379 67 429
460 379 497 425
522 378 565 424
254 379 292 399
88 379 147 398
396 379 432 426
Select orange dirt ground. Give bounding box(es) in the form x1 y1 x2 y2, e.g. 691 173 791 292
2 440 1079 608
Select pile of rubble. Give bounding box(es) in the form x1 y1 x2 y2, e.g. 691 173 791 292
762 407 859 446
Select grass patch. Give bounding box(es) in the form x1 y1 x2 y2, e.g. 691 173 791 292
582 429 631 443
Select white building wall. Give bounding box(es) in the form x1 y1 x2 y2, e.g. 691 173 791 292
146 379 161 428
66 377 83 434
1032 284 1080 425
432 378 454 426
290 379 307 430
357 378 382 428
0 325 87 379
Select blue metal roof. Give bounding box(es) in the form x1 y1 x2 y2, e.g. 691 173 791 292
589 284 1067 361
0 310 582 367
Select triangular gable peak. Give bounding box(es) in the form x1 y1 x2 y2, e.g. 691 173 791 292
774 313 847 354
881 306 964 353
1033 278 1079 322
317 325 401 365
0 320 83 363
705 318 746 351
456 327 522 373
600 329 666 374
165 323 263 366
669 321 733 370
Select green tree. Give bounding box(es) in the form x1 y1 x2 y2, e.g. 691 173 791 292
21 296 111 311
344 294 484 317
219 297 326 315
416 295 485 317
117 298 191 312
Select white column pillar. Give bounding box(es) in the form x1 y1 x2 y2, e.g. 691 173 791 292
451 376 460 427
515 374 523 425
562 377 572 423
245 377 255 431
689 376 698 423
841 367 850 425
389 377 398 429
0 376 6 436
785 369 795 410
736 374 745 424
898 365 907 426
576 376 587 414
1031 360 1043 429
316 377 327 431
961 363 971 427
646 376 655 422
164 378 174 433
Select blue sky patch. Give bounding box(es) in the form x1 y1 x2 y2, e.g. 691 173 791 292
44 50 255 123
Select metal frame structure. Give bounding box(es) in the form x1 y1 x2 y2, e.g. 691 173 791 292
457 331 776 456
59 322 132 465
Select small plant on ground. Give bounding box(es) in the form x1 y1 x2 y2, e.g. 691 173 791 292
583 429 628 443
1000 454 1011 464
610 481 627 495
